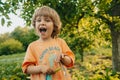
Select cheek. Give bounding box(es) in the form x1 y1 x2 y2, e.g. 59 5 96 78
35 23 39 28
50 26 54 34
51 23 54 31
48 24 54 33
35 23 40 30
35 26 40 34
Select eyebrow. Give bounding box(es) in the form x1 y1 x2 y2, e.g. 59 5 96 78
37 16 51 19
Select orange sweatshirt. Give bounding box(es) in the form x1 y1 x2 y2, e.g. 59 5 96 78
22 38 75 80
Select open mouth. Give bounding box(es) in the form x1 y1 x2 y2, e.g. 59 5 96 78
39 28 47 32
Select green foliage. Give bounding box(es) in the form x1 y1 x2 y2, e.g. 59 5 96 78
0 53 28 80
78 17 112 48
0 26 39 55
113 16 120 32
0 62 27 80
11 27 39 50
0 38 24 55
1 18 5 26
59 16 111 62
71 48 120 80
0 0 22 26
0 33 11 43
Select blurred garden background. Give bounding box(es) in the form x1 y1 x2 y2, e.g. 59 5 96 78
0 0 120 80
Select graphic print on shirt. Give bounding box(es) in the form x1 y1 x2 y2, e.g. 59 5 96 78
39 46 61 80
40 46 60 61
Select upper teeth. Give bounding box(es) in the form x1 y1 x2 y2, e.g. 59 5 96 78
39 28 47 32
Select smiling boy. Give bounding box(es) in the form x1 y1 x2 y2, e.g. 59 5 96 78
22 6 75 80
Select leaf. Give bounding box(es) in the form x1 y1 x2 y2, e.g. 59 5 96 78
7 21 12 27
5 15 10 19
1 18 5 26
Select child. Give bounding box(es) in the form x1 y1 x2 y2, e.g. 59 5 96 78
22 6 75 80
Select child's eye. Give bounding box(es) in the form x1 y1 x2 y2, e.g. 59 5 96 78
36 19 41 22
45 19 52 22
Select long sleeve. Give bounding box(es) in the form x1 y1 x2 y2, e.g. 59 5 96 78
22 43 37 73
58 38 75 67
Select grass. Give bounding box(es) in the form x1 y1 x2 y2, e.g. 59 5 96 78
0 52 25 64
1 47 120 80
0 52 28 80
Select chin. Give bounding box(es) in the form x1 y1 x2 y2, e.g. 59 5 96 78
40 36 47 39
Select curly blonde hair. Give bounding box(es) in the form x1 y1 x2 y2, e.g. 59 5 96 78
32 6 62 38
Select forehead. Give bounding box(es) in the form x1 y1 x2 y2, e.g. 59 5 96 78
36 15 51 19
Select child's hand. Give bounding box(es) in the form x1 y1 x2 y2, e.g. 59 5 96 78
40 65 55 74
46 68 55 74
55 53 71 66
55 53 65 63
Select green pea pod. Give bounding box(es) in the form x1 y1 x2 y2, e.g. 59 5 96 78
54 67 61 73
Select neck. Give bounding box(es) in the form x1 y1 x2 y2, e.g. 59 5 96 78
39 37 53 42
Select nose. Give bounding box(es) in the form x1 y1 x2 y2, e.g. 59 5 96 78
40 20 45 26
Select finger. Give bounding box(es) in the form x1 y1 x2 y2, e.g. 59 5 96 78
50 68 55 74
61 54 65 59
55 54 61 62
47 69 55 74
